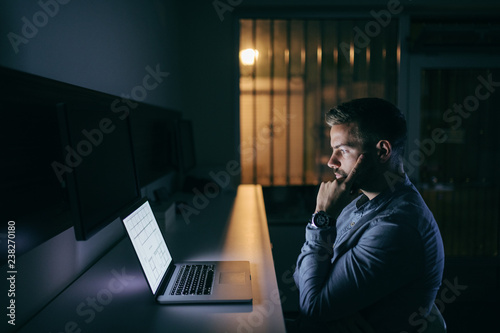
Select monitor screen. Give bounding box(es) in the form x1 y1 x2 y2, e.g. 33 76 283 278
122 198 172 294
56 101 140 240
3 100 71 259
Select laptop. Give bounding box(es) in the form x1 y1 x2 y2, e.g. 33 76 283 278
121 198 253 304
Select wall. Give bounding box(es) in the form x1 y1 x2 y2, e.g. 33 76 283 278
0 0 181 110
177 1 240 171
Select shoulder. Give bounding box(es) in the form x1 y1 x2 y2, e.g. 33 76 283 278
381 182 435 227
362 187 430 235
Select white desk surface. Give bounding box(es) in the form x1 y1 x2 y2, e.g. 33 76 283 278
19 185 286 333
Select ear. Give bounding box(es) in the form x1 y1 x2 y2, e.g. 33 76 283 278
375 140 392 163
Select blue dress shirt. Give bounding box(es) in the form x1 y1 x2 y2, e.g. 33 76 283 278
293 174 445 332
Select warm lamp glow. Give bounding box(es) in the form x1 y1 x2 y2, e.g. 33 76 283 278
240 48 259 66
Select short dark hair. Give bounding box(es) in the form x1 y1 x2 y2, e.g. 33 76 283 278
325 98 407 158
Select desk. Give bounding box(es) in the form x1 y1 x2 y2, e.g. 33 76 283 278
19 185 286 333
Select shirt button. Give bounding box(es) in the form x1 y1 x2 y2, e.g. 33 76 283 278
350 222 355 226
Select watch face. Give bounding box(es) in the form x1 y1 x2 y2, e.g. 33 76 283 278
313 212 329 227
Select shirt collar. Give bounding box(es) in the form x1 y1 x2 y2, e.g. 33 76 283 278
355 173 411 211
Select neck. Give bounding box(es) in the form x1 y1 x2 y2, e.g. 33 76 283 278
361 163 405 200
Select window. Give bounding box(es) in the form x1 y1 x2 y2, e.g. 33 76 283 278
239 18 399 185
418 68 500 257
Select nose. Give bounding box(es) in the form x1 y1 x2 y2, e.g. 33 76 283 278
327 152 340 169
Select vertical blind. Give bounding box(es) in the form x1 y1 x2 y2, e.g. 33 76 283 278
239 19 399 186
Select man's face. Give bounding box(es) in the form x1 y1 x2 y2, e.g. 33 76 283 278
327 123 365 180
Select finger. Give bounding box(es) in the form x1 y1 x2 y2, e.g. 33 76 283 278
343 154 364 186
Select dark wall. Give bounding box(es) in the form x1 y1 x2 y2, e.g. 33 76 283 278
0 0 181 110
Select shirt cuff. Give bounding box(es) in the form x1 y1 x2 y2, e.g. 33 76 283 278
305 224 336 249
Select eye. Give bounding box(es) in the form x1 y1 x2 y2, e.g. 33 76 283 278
332 148 346 156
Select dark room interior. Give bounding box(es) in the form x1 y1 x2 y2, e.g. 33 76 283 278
1 0 499 332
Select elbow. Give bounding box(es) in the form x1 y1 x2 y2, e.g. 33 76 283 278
299 292 326 320
299 288 343 322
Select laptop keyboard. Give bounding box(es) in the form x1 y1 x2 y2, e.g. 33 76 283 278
170 264 215 296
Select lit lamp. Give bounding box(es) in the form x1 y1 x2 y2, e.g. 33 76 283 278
240 48 259 66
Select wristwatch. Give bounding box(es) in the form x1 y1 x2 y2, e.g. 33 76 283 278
310 211 334 228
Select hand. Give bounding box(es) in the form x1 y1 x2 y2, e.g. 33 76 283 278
329 312 375 333
315 154 365 219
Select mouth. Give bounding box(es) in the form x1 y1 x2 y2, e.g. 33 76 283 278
334 172 346 180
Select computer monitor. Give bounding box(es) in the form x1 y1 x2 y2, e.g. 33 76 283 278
130 105 178 188
3 100 71 258
56 101 140 240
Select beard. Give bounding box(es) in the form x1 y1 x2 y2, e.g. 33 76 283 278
334 165 376 192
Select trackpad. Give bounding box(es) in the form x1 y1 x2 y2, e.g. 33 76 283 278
219 272 246 284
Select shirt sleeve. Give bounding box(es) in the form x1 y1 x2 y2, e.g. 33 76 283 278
293 218 424 322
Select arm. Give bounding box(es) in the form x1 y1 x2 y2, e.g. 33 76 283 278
292 154 364 320
293 224 336 318
293 154 423 322
294 218 423 321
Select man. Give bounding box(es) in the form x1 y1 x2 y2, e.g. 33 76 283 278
292 98 445 332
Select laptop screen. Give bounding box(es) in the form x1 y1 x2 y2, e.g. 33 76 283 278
122 200 172 294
